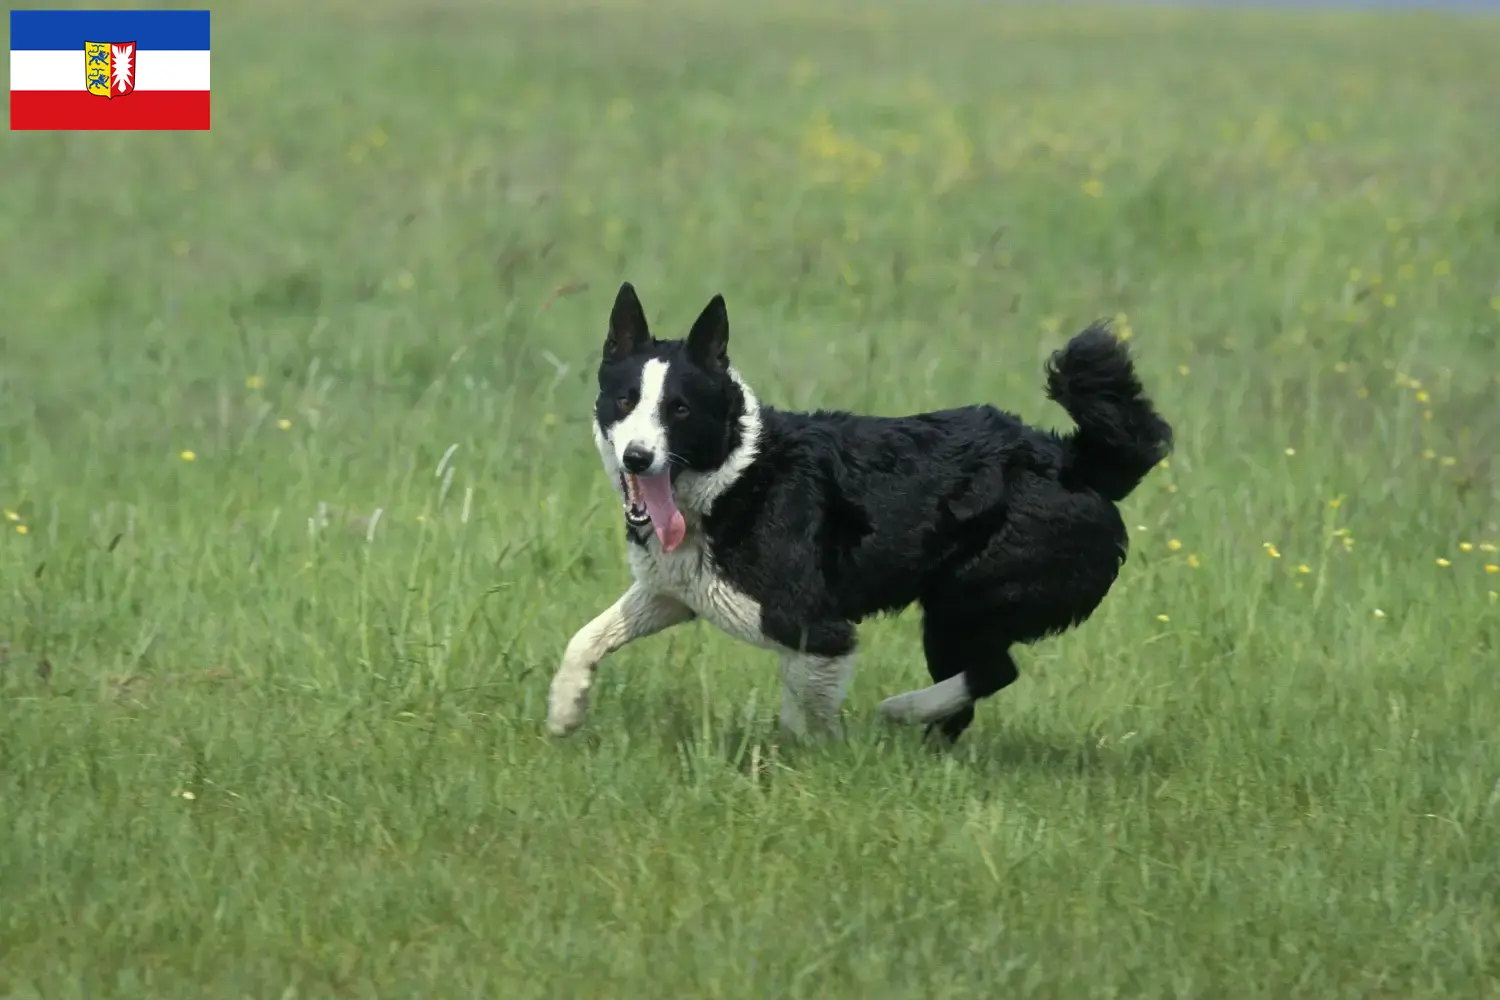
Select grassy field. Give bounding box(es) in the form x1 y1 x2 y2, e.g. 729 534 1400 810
4 0 1500 995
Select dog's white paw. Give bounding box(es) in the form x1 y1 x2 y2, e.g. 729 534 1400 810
877 690 927 725
545 711 583 737
878 676 973 726
778 719 845 744
546 670 591 736
778 702 844 743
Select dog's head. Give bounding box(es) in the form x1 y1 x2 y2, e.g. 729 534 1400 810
591 282 759 551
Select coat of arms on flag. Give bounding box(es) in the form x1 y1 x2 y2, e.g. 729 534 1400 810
84 41 137 99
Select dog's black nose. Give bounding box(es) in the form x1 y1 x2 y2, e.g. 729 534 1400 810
621 444 655 474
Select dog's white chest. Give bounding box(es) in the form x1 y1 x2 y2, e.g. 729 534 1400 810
627 536 767 647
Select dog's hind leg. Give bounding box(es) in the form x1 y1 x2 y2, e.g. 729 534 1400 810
546 584 695 736
878 613 1019 745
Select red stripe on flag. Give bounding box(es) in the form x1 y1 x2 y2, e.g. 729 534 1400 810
9 91 211 131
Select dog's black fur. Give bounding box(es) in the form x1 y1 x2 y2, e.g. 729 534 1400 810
594 284 1172 743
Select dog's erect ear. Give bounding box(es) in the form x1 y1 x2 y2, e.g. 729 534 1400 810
685 294 730 375
604 282 652 361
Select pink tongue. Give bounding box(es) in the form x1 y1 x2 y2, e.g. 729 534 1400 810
635 473 686 552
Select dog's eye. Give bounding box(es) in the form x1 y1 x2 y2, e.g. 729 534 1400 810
617 395 635 414
671 401 690 418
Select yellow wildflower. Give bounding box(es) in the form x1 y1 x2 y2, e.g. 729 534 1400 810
15 524 28 535
1435 558 1451 568
1187 554 1201 568
1167 539 1183 552
180 450 197 462
1263 543 1281 559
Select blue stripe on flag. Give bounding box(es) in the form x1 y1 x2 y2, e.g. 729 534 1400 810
9 9 211 51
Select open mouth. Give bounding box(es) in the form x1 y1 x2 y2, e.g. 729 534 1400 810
620 473 652 527
616 470 687 552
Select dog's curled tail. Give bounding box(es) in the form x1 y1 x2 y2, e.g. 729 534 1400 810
1044 322 1173 503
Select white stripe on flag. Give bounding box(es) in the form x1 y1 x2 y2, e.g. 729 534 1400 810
9 50 211 91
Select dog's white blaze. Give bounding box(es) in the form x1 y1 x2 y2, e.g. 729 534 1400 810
609 357 671 475
876 675 972 725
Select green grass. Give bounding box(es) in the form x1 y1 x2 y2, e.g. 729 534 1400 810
4 0 1500 995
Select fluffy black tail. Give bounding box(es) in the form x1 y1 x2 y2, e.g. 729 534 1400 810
1044 322 1173 502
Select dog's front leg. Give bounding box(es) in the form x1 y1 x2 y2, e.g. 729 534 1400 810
546 584 695 736
778 650 856 743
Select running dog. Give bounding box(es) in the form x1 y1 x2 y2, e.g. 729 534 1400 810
546 283 1172 744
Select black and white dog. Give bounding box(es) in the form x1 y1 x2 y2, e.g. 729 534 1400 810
546 283 1172 744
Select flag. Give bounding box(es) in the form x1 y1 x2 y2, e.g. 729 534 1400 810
9 9 210 130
